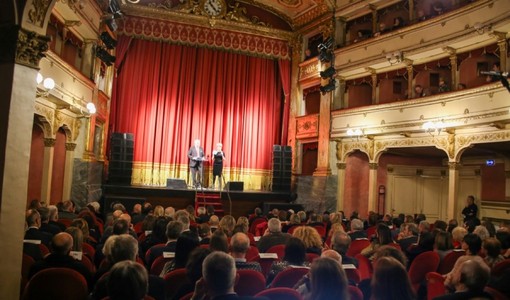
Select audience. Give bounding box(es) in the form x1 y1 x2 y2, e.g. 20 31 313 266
371 256 415 300
267 237 309 285
292 226 323 255
145 220 183 269
107 260 149 300
230 232 262 272
257 218 291 253
305 257 349 300
160 233 199 276
331 230 358 267
436 259 491 300
483 237 505 269
25 209 53 247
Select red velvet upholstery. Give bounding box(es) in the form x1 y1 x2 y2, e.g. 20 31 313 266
408 251 440 293
345 268 361 285
163 268 189 299
22 268 88 300
355 253 373 280
269 267 309 288
484 286 509 300
312 226 326 238
249 218 267 236
266 245 286 260
81 254 96 275
234 269 266 296
425 272 446 300
150 256 173 276
82 242 96 260
305 253 319 263
347 239 370 257
492 259 510 277
246 245 260 262
437 250 465 274
253 255 277 277
255 287 304 300
348 285 363 300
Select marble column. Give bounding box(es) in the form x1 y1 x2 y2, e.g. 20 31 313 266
368 163 379 212
447 162 461 220
41 138 55 204
0 25 49 299
63 143 76 201
336 162 346 211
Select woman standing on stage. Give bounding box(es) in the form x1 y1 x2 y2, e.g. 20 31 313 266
212 143 225 190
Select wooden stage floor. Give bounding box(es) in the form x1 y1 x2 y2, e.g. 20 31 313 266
102 184 298 218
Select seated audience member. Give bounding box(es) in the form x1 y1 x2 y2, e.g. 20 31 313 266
209 229 229 253
434 231 454 261
481 220 496 238
91 234 165 300
438 78 450 93
483 237 505 269
436 259 491 300
406 221 434 263
307 213 324 228
495 230 510 258
38 206 61 236
29 232 92 288
473 225 490 241
331 231 358 267
25 209 53 247
59 200 78 220
219 215 237 237
164 206 176 219
209 215 220 233
101 213 137 243
371 256 415 300
392 17 405 30
434 220 448 232
321 249 342 263
131 203 145 225
348 218 367 240
293 226 323 255
486 62 501 83
173 247 212 300
305 257 349 300
248 207 266 225
198 223 212 244
190 251 267 300
447 219 458 233
414 84 427 97
452 226 468 249
230 232 262 272
196 206 209 224
153 205 164 218
282 213 301 233
236 216 250 232
107 260 149 300
444 233 485 291
145 220 183 269
139 217 170 261
397 223 419 252
65 226 84 253
361 223 394 259
257 218 291 253
267 237 310 285
160 233 199 276
373 22 388 37
71 218 95 246
47 205 66 232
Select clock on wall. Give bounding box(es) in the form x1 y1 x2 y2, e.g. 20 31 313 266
201 0 227 18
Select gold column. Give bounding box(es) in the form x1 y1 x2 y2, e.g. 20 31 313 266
336 162 347 211
370 5 378 34
288 35 302 174
493 32 507 70
314 90 332 176
447 162 461 220
368 162 379 212
41 138 56 205
82 117 96 160
62 143 76 201
405 59 414 98
367 68 377 104
444 47 458 90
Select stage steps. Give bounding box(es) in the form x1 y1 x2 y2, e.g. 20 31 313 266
195 192 224 217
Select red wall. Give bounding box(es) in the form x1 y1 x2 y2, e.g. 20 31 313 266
378 78 408 103
481 164 506 201
344 151 370 219
459 56 499 89
301 142 318 175
50 129 66 204
305 91 320 115
27 125 44 206
348 85 372 108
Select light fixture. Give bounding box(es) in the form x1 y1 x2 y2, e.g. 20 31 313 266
36 73 55 98
86 102 96 114
386 51 404 65
422 120 445 136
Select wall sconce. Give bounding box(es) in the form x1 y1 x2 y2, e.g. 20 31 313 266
386 51 404 65
36 73 55 98
473 22 492 35
422 120 444 136
86 102 97 114
346 128 365 140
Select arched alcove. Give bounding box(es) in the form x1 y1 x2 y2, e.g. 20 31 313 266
27 122 45 206
50 128 67 203
344 150 370 218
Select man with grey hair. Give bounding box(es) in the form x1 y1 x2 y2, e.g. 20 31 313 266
348 218 367 240
188 139 205 188
25 209 53 246
397 222 419 252
435 259 491 299
332 231 358 267
230 232 262 272
38 206 62 236
47 205 66 231
164 206 175 219
257 218 291 253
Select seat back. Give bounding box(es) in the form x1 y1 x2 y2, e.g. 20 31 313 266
234 269 266 296
270 267 309 288
82 242 96 260
484 286 509 300
266 244 286 260
305 253 319 263
355 253 373 280
408 251 440 293
437 250 465 274
253 255 278 277
57 218 72 228
246 245 260 262
163 268 189 299
249 218 267 236
287 225 300 235
81 254 96 275
492 258 510 277
348 285 363 300
344 268 361 285
38 243 50 257
22 268 88 300
255 287 304 300
347 239 371 257
312 226 326 238
366 226 377 237
150 256 173 276
425 272 446 300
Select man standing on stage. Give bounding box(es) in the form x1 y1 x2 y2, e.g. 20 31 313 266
188 139 205 188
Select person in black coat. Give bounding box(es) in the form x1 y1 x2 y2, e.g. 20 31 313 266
461 195 478 223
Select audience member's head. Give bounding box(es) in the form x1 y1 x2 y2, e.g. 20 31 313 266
37 207 50 224
483 237 502 260
107 260 148 300
230 232 250 257
371 256 415 300
283 237 306 265
376 223 393 245
373 245 408 267
164 206 175 219
462 233 482 255
62 200 75 213
293 226 323 250
166 220 183 241
434 231 453 251
452 226 468 245
321 249 342 264
132 204 142 215
65 226 83 252
153 205 164 217
266 218 282 234
198 223 211 240
48 205 59 221
202 251 237 297
112 218 129 235
26 209 41 228
434 220 448 232
448 219 458 233
175 210 190 230
209 215 220 227
289 213 301 225
112 203 126 212
457 259 490 293
331 231 351 256
186 247 211 284
481 220 496 237
350 218 364 231
174 234 200 269
219 215 236 237
71 218 90 240
210 229 229 253
473 225 490 241
152 217 170 241
104 234 139 264
51 232 73 255
308 257 348 300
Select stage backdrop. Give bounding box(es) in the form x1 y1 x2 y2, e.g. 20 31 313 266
110 35 290 189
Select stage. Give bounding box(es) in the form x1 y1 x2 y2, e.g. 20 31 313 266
102 184 302 218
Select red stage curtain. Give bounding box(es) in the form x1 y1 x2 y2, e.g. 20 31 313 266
110 36 284 187
278 59 291 145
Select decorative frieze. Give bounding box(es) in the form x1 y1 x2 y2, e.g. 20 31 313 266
0 26 50 68
296 114 319 140
65 143 77 151
28 0 52 28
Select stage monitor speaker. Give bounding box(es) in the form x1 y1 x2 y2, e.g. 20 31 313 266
166 178 187 189
225 181 244 191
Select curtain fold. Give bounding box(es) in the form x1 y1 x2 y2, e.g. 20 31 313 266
111 38 284 188
278 59 291 145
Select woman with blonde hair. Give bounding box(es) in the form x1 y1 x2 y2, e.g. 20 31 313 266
71 218 91 244
65 226 84 252
293 226 323 255
452 226 468 249
153 205 164 218
219 215 236 237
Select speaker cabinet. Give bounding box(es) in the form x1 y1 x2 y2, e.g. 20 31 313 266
108 133 134 185
166 178 187 189
225 181 244 191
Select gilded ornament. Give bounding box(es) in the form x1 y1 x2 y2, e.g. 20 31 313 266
28 0 52 27
43 138 56 147
65 143 77 151
15 28 50 68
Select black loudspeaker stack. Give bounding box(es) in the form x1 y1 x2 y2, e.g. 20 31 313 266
108 133 134 185
272 145 292 191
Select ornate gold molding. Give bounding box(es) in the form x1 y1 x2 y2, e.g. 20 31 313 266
296 114 319 140
369 163 378 170
337 162 346 169
28 0 52 28
448 161 461 170
65 143 77 151
44 138 56 147
14 27 50 68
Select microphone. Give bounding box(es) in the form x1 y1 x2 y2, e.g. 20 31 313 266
480 71 509 77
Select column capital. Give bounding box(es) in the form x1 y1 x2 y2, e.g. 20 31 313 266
337 162 347 170
7 26 50 69
369 163 378 170
442 46 457 56
65 143 77 151
43 138 56 147
448 162 461 170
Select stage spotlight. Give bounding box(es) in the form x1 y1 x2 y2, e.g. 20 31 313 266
320 66 336 79
319 50 333 63
100 31 117 49
317 38 333 51
95 46 116 66
320 79 336 94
